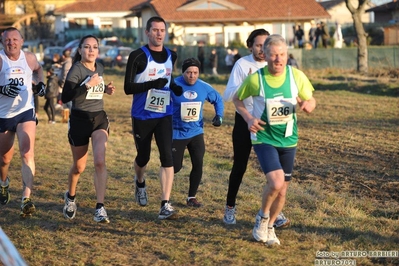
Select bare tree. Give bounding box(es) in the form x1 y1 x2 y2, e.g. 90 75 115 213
345 0 370 73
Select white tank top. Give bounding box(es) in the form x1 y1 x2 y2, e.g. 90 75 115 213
0 50 34 118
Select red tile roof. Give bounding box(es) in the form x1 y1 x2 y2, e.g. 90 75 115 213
57 0 330 21
140 0 330 22
56 0 145 13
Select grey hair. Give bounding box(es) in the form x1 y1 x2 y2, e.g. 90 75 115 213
263 34 287 56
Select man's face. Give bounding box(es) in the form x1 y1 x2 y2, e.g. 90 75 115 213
146 21 166 48
265 42 288 76
2 30 23 56
183 66 199 85
251 35 268 62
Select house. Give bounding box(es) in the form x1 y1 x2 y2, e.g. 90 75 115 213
366 0 399 45
366 0 399 23
54 0 330 46
318 0 375 25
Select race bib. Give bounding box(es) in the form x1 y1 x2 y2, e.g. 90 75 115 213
86 79 105 100
266 98 295 125
144 89 170 113
181 101 201 122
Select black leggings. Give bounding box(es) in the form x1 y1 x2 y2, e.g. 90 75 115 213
172 134 205 197
44 97 56 121
226 112 252 207
132 116 173 168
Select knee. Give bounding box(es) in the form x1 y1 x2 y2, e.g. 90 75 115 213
93 159 106 171
73 164 86 175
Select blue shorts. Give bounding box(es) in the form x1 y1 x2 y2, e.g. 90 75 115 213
0 109 36 133
253 144 297 181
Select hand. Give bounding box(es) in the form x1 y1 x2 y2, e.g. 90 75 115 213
32 82 46 97
247 118 266 133
212 115 222 127
0 84 20 98
170 84 183 96
151 78 168 89
106 81 116 95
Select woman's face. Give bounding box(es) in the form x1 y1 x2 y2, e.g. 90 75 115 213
79 37 99 63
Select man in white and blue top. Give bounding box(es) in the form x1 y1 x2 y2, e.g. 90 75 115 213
124 16 183 220
172 58 224 208
0 27 45 217
233 34 316 246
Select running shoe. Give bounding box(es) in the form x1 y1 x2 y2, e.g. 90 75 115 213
158 202 178 220
135 177 148 206
0 177 10 205
223 205 236 225
252 213 269 242
274 212 291 228
186 198 202 207
94 206 110 223
63 191 77 220
20 198 35 217
266 227 281 245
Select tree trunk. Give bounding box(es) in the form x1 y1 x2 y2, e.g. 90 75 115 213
346 0 369 73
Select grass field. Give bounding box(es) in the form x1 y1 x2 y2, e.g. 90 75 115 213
0 68 398 266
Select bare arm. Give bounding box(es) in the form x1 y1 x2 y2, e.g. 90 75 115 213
233 93 265 133
25 51 44 84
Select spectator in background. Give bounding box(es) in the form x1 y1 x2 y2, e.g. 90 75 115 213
315 22 322 48
225 49 234 72
333 23 343 49
43 67 59 124
209 48 218 76
232 48 241 65
309 21 317 48
287 54 299 69
321 22 330 48
295 25 304 48
197 41 205 73
58 50 72 110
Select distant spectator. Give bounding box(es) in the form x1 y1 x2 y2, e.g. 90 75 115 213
315 22 322 48
44 67 59 124
321 22 330 48
333 23 343 49
232 48 241 65
225 49 234 72
309 21 317 48
209 48 218 76
295 25 304 48
58 50 72 110
287 54 299 69
197 41 205 73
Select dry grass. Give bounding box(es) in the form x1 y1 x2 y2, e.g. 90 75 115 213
1 69 398 266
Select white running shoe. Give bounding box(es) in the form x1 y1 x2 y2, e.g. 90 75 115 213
63 191 77 220
252 213 269 242
94 206 110 223
135 176 148 206
223 205 236 225
266 227 281 245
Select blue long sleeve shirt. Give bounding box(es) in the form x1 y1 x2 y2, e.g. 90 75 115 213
172 75 224 139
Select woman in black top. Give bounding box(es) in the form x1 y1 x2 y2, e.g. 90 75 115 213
61 35 116 223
